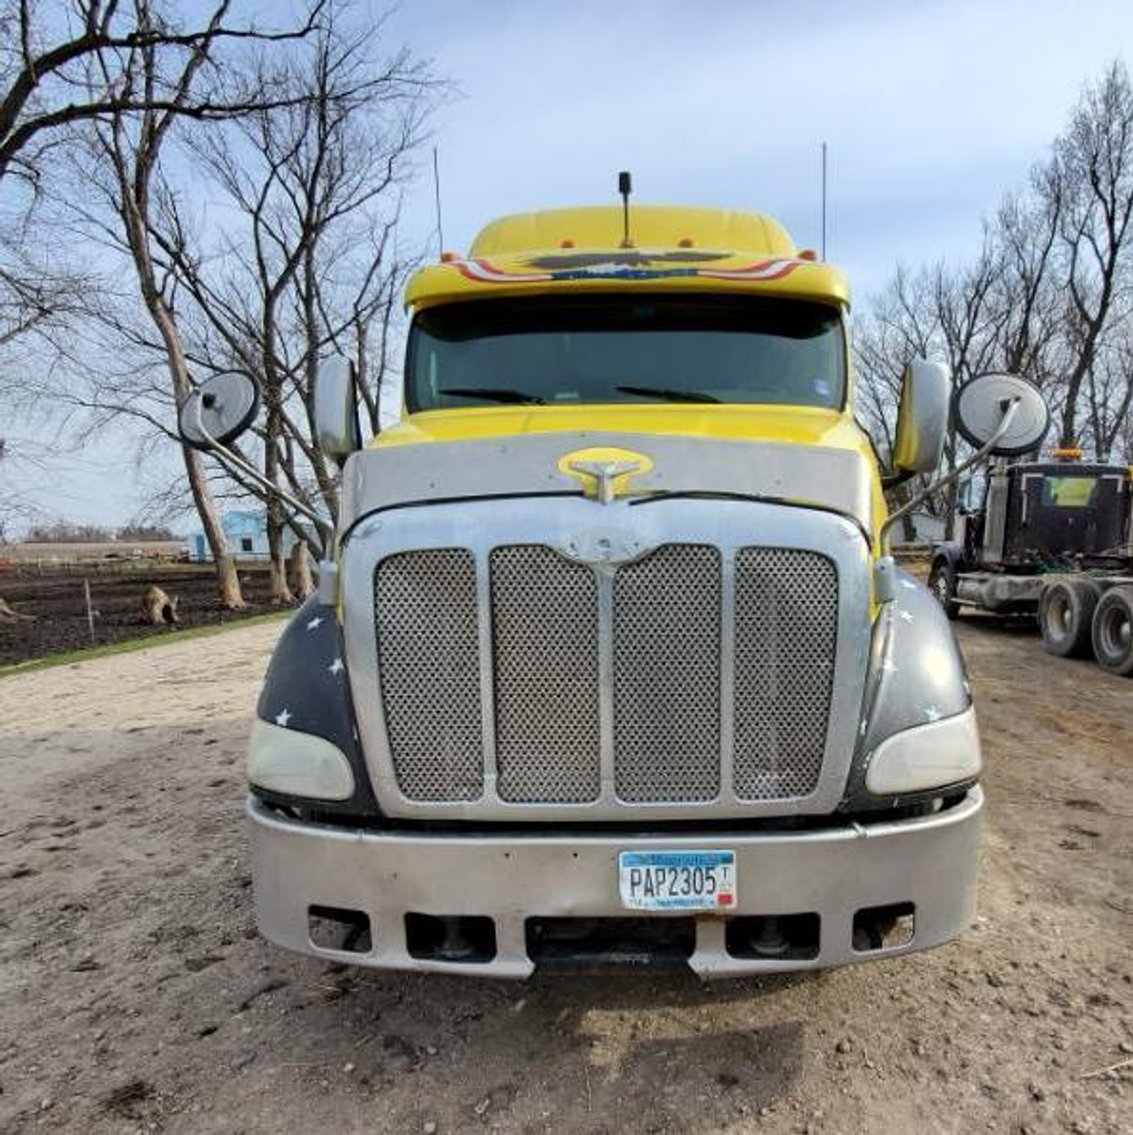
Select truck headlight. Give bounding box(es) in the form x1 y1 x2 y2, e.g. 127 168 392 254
247 718 355 801
865 706 981 796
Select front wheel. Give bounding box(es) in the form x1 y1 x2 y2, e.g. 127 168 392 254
928 560 959 620
1091 586 1133 676
1039 579 1099 658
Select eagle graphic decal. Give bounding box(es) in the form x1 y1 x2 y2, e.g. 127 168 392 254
452 250 804 285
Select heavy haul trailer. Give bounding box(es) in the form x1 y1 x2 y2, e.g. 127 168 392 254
181 186 1049 977
928 457 1133 676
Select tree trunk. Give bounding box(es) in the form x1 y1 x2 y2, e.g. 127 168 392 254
268 511 293 605
288 538 315 600
182 443 245 609
108 116 246 610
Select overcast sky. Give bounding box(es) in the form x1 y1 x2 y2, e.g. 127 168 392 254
7 0 1133 531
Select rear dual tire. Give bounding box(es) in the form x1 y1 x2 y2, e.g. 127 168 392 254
1091 586 1133 677
928 561 959 621
1039 580 1098 658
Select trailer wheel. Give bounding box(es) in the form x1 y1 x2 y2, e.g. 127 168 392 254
927 561 959 620
1091 586 1133 676
1039 579 1099 658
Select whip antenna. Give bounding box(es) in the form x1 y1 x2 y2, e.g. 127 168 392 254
821 141 828 261
433 146 444 253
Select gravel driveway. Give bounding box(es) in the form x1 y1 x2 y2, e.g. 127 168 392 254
0 617 1129 1134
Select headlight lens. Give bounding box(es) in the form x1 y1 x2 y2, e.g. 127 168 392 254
247 718 355 801
865 706 981 796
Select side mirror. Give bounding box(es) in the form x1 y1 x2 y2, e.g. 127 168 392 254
953 373 1050 456
178 370 260 450
891 359 950 475
315 355 362 463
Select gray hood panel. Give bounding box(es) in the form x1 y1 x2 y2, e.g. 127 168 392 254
342 432 873 533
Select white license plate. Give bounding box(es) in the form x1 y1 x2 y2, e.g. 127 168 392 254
618 850 737 912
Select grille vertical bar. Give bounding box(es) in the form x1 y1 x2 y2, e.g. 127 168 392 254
490 546 601 802
613 545 722 802
375 549 483 801
733 548 837 800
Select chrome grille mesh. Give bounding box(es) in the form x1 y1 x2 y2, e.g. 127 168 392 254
733 549 837 799
372 540 838 810
490 546 601 802
613 545 722 802
374 550 482 801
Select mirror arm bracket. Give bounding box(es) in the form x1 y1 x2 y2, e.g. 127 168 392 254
879 398 1021 558
187 395 335 553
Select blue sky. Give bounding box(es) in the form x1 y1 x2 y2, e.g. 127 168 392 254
6 0 1133 530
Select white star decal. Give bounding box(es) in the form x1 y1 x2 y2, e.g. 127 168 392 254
924 706 943 723
275 708 292 727
898 609 915 623
306 616 323 631
328 657 344 676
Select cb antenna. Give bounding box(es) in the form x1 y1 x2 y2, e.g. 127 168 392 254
433 146 444 254
820 141 828 261
618 170 633 248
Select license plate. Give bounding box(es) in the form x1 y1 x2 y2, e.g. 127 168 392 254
618 850 737 912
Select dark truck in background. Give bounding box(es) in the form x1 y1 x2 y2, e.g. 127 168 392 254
929 456 1133 675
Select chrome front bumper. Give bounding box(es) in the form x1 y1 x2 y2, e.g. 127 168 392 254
248 787 983 978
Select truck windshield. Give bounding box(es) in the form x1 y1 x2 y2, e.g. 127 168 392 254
406 294 845 411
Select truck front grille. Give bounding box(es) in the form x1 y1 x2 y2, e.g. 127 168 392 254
614 545 722 802
490 546 601 803
374 549 482 801
373 543 838 810
733 549 838 799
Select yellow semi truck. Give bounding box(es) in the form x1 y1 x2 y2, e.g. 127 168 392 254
185 192 1047 976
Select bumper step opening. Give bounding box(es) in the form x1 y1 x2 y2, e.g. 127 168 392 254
526 917 696 972
405 914 497 963
308 905 373 954
725 913 820 960
852 902 915 951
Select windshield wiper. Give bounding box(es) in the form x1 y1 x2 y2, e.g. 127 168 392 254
615 384 720 404
440 386 545 405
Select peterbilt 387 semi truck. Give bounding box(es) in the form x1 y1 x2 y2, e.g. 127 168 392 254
183 196 1048 977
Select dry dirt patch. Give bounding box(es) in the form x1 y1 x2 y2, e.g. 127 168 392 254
0 617 1129 1134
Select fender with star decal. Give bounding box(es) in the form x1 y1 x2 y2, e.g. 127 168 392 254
253 595 379 818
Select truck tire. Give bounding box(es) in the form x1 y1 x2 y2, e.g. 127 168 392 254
927 560 959 620
1039 579 1099 658
1091 585 1133 677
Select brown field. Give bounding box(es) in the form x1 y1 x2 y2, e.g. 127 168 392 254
0 566 283 667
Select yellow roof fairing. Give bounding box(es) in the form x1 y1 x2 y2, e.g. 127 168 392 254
405 205 850 310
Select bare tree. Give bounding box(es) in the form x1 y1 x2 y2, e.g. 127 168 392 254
74 2 316 608
138 10 435 600
0 0 324 185
1045 62 1133 448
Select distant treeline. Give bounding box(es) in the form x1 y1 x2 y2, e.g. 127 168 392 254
22 523 180 544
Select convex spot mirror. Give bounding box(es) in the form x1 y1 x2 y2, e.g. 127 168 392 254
892 359 950 475
315 355 362 463
953 373 1050 456
178 370 260 451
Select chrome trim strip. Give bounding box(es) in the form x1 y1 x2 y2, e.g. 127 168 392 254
718 550 737 801
475 547 499 800
596 570 616 804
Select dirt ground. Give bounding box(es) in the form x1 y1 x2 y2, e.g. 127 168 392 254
0 616 1130 1135
0 568 282 667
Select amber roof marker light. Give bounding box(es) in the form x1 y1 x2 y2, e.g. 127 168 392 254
618 170 634 248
